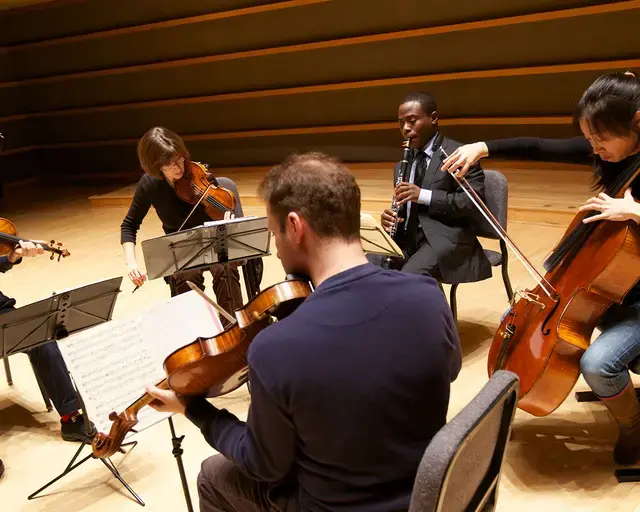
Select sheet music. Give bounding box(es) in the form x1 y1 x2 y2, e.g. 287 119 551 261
203 216 258 227
58 291 224 436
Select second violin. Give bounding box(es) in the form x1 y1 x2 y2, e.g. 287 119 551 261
92 277 312 458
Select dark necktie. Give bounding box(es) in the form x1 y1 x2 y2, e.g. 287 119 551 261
405 151 427 240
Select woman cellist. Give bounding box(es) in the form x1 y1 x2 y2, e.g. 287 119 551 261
120 127 243 326
441 71 640 466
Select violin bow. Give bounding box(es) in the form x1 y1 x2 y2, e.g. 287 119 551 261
186 281 237 325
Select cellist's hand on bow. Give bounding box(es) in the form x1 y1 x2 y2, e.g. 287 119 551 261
579 188 640 224
441 142 489 177
146 384 189 415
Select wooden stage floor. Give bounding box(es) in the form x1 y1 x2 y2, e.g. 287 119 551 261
0 179 638 512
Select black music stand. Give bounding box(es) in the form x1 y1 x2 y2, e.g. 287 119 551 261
1 276 122 391
19 277 144 506
359 213 403 258
143 216 270 326
140 217 271 511
141 216 270 280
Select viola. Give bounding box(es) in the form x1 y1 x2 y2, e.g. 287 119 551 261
92 278 312 458
443 149 640 417
0 217 69 261
174 161 236 222
173 160 264 300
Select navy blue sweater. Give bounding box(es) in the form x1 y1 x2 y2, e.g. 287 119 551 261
186 263 461 511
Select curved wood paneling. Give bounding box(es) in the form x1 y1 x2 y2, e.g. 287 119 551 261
2 0 622 80
0 1 636 180
0 0 279 45
0 63 632 149
0 8 637 118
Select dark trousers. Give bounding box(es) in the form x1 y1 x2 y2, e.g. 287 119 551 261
368 227 441 280
0 304 79 416
197 454 298 512
400 228 441 280
168 263 243 328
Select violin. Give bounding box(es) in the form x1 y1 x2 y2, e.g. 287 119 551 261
0 218 70 261
442 147 640 417
173 160 264 299
92 277 312 458
174 161 236 221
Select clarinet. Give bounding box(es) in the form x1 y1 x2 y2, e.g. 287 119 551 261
382 138 412 269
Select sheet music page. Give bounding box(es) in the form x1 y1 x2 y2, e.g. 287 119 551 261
140 291 223 368
203 216 258 227
58 291 224 436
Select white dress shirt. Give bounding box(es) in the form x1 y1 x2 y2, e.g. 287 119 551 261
405 135 436 227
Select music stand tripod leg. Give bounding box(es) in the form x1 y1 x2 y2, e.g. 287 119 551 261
28 437 145 505
29 380 145 506
169 416 194 512
3 339 12 385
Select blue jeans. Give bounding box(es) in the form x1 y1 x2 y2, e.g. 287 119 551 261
580 286 640 398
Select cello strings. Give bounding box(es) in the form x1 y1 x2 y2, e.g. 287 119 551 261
542 153 640 272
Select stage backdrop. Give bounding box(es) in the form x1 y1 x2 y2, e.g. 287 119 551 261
0 0 637 181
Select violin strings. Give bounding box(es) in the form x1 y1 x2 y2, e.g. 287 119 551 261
188 182 233 213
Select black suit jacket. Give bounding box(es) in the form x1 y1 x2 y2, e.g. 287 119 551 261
393 133 491 284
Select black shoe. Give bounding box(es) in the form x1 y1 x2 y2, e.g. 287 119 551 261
0 458 4 478
60 413 97 442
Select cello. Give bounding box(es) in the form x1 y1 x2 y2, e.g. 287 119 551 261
92 277 312 458
442 148 640 417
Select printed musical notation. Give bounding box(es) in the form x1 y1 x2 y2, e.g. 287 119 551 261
57 291 224 436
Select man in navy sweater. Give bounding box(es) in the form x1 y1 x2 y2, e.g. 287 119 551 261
147 152 462 511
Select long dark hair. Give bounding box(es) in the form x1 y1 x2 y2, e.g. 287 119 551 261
573 72 640 188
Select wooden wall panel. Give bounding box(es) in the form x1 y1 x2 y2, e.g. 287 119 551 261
0 71 604 146
23 123 577 180
0 0 637 181
0 0 280 45
3 0 609 79
1 10 637 116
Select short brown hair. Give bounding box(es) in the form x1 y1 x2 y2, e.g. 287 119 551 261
259 152 361 241
137 126 190 177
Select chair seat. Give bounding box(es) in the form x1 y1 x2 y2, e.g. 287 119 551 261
484 249 503 267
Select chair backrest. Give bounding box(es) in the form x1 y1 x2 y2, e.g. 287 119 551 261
409 370 519 512
474 170 508 240
217 176 244 218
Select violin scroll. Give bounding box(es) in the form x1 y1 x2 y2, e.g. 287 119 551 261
46 240 70 260
92 379 169 459
92 411 139 459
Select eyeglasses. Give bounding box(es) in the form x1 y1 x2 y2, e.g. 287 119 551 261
161 157 185 173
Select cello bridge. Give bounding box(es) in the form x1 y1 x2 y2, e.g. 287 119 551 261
512 289 545 309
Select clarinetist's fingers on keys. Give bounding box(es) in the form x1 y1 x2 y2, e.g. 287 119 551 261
395 183 420 205
381 209 403 232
